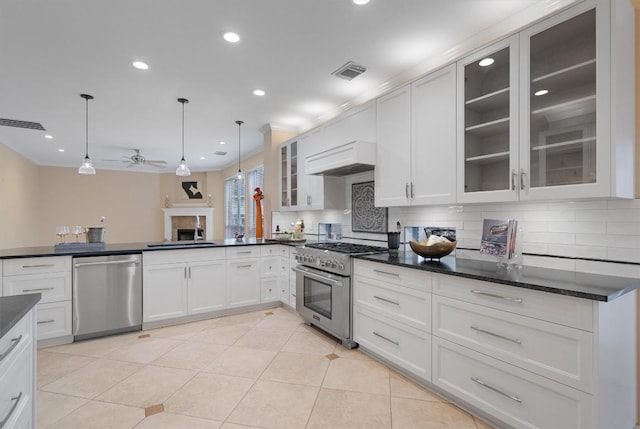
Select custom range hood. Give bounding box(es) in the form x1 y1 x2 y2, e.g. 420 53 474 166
305 141 376 176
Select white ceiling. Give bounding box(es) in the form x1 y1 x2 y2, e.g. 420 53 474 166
0 0 575 173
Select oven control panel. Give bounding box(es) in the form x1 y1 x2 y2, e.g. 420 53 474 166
295 248 351 276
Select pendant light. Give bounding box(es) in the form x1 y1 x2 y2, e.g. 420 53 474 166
235 120 244 181
175 98 191 176
78 93 96 175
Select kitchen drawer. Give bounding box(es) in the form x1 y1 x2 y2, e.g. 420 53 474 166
3 256 71 276
354 306 430 381
261 245 288 257
143 248 224 265
227 247 260 259
433 295 593 393
0 334 33 429
279 258 290 276
354 260 430 292
354 276 430 332
36 301 72 340
262 257 279 275
432 274 593 331
3 272 71 303
432 337 593 429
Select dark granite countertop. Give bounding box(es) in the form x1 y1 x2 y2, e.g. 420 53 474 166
355 252 640 302
0 293 41 339
0 238 307 260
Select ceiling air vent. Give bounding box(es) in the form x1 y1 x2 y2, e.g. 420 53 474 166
214 151 227 156
0 118 46 130
331 61 367 80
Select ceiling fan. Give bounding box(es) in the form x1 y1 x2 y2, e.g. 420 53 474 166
103 149 167 169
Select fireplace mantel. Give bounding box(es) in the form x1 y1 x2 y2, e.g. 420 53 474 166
162 207 214 241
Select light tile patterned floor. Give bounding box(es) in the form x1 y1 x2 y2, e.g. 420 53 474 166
37 307 495 429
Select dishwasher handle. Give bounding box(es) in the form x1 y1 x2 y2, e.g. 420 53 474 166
74 259 140 268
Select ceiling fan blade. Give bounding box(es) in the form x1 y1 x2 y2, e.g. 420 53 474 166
146 161 167 168
145 159 167 164
102 159 126 162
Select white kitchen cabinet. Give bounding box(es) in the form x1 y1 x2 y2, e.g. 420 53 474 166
376 64 457 207
353 259 432 381
143 249 226 324
2 256 72 345
279 139 299 211
260 245 291 305
0 302 36 429
457 35 520 203
227 248 261 308
288 247 299 309
458 0 634 203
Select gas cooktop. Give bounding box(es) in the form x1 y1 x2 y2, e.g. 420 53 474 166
305 242 388 255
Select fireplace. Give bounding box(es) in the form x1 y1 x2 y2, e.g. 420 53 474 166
162 207 214 242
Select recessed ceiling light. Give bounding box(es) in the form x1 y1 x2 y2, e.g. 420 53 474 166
353 0 370 4
57 148 65 152
253 89 265 96
219 141 226 145
223 32 240 43
132 61 149 70
200 156 206 160
44 134 53 139
534 89 549 96
478 57 494 67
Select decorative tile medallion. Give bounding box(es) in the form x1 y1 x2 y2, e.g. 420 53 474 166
352 181 388 233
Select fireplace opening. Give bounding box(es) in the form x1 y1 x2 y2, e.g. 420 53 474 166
177 228 205 241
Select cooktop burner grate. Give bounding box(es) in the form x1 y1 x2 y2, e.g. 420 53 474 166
305 242 388 254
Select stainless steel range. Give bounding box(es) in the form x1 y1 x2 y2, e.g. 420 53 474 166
293 242 387 348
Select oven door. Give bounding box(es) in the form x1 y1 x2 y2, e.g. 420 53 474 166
293 265 350 342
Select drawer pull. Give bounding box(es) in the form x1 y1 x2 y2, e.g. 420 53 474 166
470 325 522 345
238 264 252 269
470 289 523 304
38 319 56 325
22 263 55 268
238 251 252 254
22 287 55 292
373 269 400 278
0 335 22 362
373 295 400 306
0 392 22 428
470 377 522 403
373 331 399 346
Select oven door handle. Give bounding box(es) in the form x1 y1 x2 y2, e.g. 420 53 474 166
292 265 345 287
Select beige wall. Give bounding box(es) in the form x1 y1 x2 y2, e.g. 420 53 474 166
37 167 165 245
0 143 40 249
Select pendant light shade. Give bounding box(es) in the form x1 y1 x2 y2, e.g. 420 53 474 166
176 98 191 176
235 120 244 181
78 93 96 175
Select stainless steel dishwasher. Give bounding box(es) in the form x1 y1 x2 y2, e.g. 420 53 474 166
72 253 142 341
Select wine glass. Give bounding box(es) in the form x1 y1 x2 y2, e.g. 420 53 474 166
55 226 70 244
71 225 83 242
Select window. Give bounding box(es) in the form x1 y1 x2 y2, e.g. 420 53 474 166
248 166 264 238
224 176 245 239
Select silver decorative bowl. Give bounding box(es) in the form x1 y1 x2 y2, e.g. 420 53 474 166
409 239 457 259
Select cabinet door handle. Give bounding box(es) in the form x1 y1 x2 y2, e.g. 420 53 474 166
238 265 252 269
37 319 56 325
22 287 55 292
405 182 409 198
470 289 523 304
22 263 55 268
0 335 22 362
373 295 400 306
520 168 526 190
470 325 522 345
511 170 517 191
373 269 400 278
373 331 399 346
410 182 415 198
0 392 22 427
188 266 192 278
470 377 522 403
238 251 252 254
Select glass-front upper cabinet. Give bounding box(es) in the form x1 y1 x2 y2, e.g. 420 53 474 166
523 8 598 196
279 139 298 210
457 35 519 203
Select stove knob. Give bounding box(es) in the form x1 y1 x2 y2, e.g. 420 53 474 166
338 263 345 271
331 261 338 269
315 257 321 267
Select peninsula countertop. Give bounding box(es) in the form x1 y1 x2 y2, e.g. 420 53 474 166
0 293 41 339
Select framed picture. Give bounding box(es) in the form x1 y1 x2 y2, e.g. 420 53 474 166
179 180 204 200
352 181 388 233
